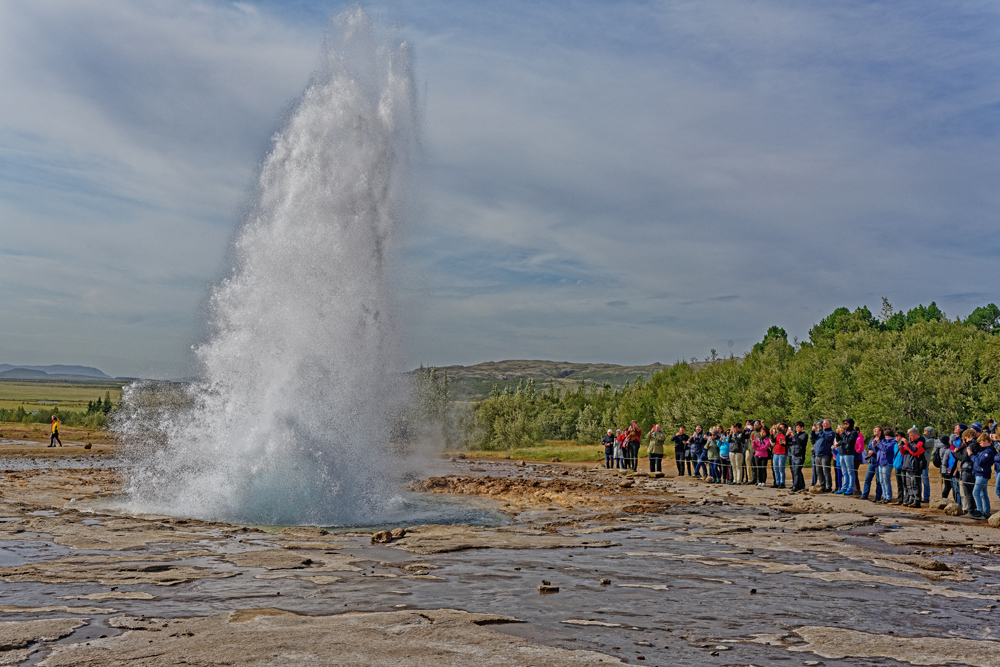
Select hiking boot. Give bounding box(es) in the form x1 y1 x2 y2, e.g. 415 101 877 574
912 501 921 509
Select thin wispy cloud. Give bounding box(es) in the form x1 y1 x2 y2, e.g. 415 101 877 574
0 0 997 376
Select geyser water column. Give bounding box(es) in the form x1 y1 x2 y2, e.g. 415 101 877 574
115 8 417 526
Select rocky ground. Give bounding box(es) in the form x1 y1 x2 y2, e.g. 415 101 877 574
1 448 1000 666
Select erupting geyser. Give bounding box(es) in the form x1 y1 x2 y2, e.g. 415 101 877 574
114 8 417 526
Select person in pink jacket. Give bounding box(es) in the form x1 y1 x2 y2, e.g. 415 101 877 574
751 425 772 487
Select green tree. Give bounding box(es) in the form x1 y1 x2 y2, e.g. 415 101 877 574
966 304 1000 334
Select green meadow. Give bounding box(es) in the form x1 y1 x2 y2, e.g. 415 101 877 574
0 379 124 413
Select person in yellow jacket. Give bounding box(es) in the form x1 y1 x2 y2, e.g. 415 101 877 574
49 415 62 447
647 424 666 473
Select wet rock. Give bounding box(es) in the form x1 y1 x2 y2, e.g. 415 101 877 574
538 585 560 594
83 443 92 450
389 524 618 554
0 514 194 551
371 530 393 544
278 526 329 538
0 555 236 587
790 626 1000 667
390 528 407 539
944 502 963 516
39 609 623 666
218 550 317 570
60 592 154 601
275 541 349 551
0 617 86 651
989 512 1000 528
551 457 561 462
651 472 664 478
517 460 526 467
618 481 634 489
621 500 676 514
792 569 994 600
600 578 611 585
892 555 950 572
0 605 115 614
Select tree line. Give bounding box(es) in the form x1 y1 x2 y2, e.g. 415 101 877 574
459 301 1000 450
0 391 115 428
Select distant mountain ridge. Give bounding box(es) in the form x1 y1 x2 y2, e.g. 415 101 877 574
425 359 665 401
0 364 111 379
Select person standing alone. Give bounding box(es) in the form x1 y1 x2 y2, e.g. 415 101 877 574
647 425 666 473
49 415 62 447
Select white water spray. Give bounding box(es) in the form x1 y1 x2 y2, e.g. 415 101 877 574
115 8 417 526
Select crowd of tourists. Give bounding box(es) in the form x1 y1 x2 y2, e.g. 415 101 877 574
601 418 1000 518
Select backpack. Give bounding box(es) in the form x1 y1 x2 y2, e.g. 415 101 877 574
932 447 942 469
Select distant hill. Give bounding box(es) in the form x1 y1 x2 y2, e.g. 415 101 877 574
0 364 110 379
425 360 666 401
0 368 50 379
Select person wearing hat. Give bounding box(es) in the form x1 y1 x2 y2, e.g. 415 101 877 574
647 425 666 473
602 429 615 469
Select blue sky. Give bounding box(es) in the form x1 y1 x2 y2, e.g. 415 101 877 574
0 0 998 378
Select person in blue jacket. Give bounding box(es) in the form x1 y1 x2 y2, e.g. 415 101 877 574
971 433 997 519
809 420 835 492
861 426 884 501
688 426 707 479
602 430 615 469
874 431 896 504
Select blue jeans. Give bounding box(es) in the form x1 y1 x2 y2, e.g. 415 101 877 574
921 466 931 502
838 454 855 493
974 476 991 515
772 454 787 486
862 463 881 499
878 465 893 501
694 452 708 476
605 451 613 468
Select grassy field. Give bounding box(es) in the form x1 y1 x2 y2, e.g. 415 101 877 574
451 440 818 468
0 379 125 412
451 440 618 463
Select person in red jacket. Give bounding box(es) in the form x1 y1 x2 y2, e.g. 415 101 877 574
900 428 926 508
625 421 642 471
